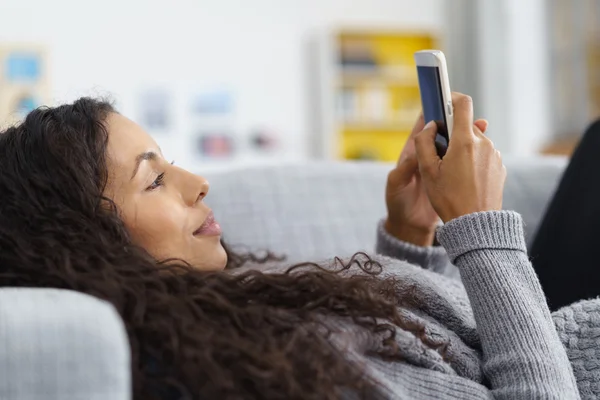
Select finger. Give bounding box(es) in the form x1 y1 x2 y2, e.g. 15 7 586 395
451 92 474 141
397 137 415 165
409 112 425 138
415 121 441 175
474 119 488 134
391 151 419 185
397 113 424 165
474 124 496 149
472 122 487 141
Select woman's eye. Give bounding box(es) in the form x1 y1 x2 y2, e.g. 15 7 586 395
146 173 165 191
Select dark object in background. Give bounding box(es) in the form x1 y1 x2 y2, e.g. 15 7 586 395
250 129 278 152
530 119 600 311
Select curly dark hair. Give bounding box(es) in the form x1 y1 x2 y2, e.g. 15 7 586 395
0 98 442 400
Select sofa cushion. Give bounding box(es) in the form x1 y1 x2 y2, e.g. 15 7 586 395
204 156 567 262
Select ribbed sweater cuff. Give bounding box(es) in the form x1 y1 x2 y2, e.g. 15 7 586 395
376 219 448 268
436 211 527 263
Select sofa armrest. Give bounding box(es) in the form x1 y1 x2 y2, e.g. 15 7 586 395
0 288 131 400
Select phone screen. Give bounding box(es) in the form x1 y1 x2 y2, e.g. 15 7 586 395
416 66 449 155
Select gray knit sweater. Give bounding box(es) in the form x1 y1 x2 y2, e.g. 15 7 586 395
246 211 582 399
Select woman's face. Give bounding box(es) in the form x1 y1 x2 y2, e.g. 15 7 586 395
103 113 227 271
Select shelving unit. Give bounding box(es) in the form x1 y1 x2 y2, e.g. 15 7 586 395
315 28 438 161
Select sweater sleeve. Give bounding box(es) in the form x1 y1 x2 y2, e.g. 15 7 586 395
437 211 580 400
375 219 459 279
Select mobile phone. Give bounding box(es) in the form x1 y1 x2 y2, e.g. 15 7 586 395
414 50 453 157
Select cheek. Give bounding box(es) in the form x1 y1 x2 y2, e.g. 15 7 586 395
122 199 187 253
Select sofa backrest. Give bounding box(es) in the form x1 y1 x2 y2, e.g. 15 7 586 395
204 156 568 263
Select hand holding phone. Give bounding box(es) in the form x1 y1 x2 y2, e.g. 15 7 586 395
414 92 505 223
385 98 489 245
414 50 453 157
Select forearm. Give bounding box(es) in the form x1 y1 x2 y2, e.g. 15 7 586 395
438 211 579 399
376 219 459 279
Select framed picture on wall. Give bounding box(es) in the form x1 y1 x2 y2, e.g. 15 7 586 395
196 132 235 158
137 89 171 132
0 45 49 124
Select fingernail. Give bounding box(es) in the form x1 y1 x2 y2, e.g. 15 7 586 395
424 121 436 129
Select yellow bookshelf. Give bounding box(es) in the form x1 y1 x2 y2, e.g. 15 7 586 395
317 29 438 161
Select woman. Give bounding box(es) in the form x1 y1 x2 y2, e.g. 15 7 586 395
0 93 581 400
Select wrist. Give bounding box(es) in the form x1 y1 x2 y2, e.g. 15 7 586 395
439 206 503 224
384 219 436 247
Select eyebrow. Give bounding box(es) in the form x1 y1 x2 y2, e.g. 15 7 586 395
130 151 158 180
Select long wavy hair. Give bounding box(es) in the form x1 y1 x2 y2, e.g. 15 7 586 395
0 98 440 400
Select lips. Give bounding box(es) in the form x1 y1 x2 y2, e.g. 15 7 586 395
193 211 222 237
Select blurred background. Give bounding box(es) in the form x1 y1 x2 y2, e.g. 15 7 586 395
0 0 598 171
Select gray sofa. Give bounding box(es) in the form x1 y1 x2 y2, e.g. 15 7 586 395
205 155 568 262
0 156 569 400
0 289 131 400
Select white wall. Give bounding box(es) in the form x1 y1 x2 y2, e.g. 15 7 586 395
443 0 553 156
477 0 551 155
0 0 443 170
505 0 551 155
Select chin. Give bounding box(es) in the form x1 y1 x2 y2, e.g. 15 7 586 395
192 243 228 271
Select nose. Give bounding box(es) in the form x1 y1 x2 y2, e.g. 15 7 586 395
176 167 210 206
194 176 210 205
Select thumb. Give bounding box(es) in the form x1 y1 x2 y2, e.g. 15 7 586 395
474 119 489 133
415 121 440 174
391 151 419 186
